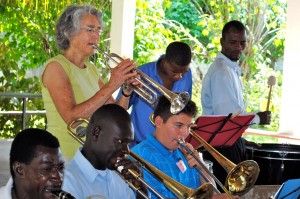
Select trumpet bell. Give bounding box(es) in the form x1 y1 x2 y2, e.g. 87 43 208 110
226 160 260 195
171 92 190 114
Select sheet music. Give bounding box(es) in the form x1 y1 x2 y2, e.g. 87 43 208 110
186 113 255 147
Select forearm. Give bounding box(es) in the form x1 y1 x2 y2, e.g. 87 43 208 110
116 93 131 109
59 85 116 124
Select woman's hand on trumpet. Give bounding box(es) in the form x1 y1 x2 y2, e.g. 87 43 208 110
122 73 142 97
108 58 138 92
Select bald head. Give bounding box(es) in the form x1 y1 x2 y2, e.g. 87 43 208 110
82 104 134 170
88 104 131 130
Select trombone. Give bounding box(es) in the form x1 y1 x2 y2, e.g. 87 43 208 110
149 114 259 197
92 45 190 114
67 118 214 199
186 129 260 196
52 190 76 199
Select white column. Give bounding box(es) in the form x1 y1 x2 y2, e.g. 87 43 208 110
279 0 300 138
110 0 136 58
110 0 136 98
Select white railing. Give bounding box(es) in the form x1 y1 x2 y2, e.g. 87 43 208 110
0 92 46 130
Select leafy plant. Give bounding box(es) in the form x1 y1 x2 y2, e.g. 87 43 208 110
0 0 286 141
163 0 286 133
0 0 112 138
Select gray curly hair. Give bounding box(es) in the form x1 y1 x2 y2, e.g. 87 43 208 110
55 5 103 51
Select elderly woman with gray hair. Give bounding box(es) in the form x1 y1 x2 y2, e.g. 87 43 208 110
40 5 137 158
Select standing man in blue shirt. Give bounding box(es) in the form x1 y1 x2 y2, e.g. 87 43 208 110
201 20 271 188
119 41 193 147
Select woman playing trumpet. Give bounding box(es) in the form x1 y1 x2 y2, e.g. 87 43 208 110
40 5 138 158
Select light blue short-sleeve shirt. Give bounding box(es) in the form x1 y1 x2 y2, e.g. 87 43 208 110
62 148 135 199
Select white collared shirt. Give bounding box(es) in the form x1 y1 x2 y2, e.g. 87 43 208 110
201 52 259 124
0 177 13 199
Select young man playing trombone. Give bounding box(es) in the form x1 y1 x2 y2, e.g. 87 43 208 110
132 96 239 199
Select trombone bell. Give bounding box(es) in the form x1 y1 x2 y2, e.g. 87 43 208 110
189 130 260 196
226 160 259 194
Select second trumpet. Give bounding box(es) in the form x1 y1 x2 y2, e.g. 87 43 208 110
93 45 190 114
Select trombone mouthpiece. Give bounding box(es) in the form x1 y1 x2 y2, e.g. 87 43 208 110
52 190 76 199
177 139 185 145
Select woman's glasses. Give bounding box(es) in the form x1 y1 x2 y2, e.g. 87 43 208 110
80 26 102 34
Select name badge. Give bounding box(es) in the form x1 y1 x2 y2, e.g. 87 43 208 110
176 158 187 173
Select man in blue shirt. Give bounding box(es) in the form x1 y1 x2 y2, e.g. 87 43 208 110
119 41 193 147
62 104 147 199
201 20 271 188
132 96 234 199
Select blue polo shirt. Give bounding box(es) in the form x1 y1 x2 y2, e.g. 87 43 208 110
118 55 192 147
132 135 201 199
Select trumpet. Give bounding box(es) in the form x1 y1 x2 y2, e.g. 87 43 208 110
92 45 190 114
67 118 214 199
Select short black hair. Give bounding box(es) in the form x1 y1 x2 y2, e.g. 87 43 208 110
165 41 192 66
153 95 197 123
86 104 131 136
9 128 60 178
222 20 246 38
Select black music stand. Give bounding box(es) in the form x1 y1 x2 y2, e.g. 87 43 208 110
186 113 255 148
274 179 300 199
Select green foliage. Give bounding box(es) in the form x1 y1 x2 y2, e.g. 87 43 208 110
134 0 176 64
243 134 279 143
0 0 287 142
161 0 286 135
0 0 112 138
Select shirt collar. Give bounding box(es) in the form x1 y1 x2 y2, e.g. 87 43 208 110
147 134 179 157
154 55 164 84
5 177 13 199
217 52 242 76
73 148 109 183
